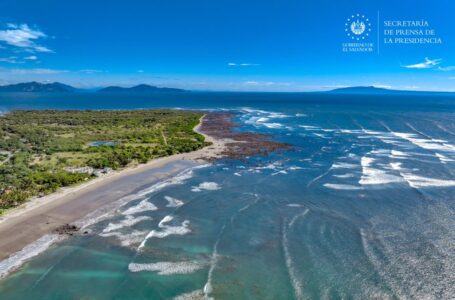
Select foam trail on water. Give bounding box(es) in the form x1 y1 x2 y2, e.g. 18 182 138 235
359 155 402 185
333 173 355 179
238 193 260 213
122 200 157 215
128 261 206 275
282 213 307 300
307 165 334 187
173 290 206 300
405 122 432 140
164 196 184 207
359 229 401 298
204 223 227 298
324 183 362 190
390 162 455 188
391 131 455 153
433 122 455 136
100 230 149 247
332 162 358 169
102 215 151 233
138 216 191 250
191 182 221 192
436 153 454 164
289 209 309 228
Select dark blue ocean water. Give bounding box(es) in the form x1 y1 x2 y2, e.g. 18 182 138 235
0 92 454 299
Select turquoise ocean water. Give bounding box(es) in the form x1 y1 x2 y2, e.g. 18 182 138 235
0 92 454 299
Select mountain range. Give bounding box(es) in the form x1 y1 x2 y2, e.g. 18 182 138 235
327 86 454 95
0 82 187 93
98 84 186 93
0 82 76 93
0 82 453 95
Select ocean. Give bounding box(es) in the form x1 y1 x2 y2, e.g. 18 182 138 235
0 92 454 299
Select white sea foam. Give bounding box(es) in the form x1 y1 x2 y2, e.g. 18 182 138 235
102 215 151 233
299 125 319 130
289 209 309 227
234 172 242 176
191 182 221 192
100 230 148 247
262 122 284 129
173 290 206 300
241 108 291 130
164 196 184 207
288 166 303 171
0 234 63 278
400 173 455 188
389 162 402 170
122 199 157 215
390 162 455 188
287 203 304 207
333 173 355 178
332 162 358 169
256 117 270 123
324 183 363 190
128 261 206 275
272 170 288 176
138 216 191 250
313 133 328 139
359 156 402 185
436 153 454 164
391 150 409 158
256 163 279 170
203 223 227 298
282 218 305 299
121 164 210 203
392 132 455 153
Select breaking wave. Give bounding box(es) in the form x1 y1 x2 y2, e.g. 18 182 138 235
128 260 207 275
191 182 221 192
0 234 63 278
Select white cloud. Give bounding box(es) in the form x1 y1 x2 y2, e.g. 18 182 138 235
24 55 38 60
0 56 22 64
0 24 52 53
403 57 441 69
243 81 292 87
6 68 68 75
438 66 455 71
372 84 392 89
227 62 260 67
78 69 104 74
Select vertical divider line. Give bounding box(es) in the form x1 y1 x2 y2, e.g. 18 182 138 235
377 10 380 55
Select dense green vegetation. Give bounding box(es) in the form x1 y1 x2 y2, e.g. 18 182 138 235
0 109 207 211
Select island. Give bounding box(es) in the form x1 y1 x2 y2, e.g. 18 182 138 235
97 84 187 93
0 82 76 93
327 86 455 95
0 82 187 93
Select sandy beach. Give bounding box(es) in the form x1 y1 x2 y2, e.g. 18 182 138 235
0 114 227 263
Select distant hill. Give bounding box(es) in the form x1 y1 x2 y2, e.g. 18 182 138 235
0 82 77 93
327 86 454 95
98 84 187 93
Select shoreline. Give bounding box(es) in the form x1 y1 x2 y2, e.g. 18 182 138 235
0 114 227 266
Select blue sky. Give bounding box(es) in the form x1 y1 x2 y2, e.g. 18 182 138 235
0 0 454 91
